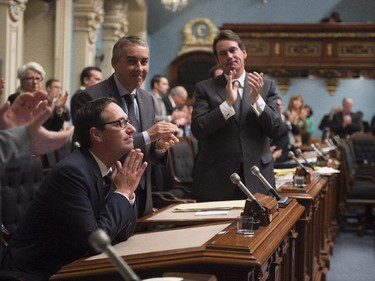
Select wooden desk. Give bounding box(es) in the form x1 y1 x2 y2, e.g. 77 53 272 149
278 173 339 281
51 200 304 281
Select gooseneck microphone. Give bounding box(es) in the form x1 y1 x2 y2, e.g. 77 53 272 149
294 148 315 170
250 166 282 201
311 143 329 161
288 151 309 174
230 173 266 213
89 228 141 281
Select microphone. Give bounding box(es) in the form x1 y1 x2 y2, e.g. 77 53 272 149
294 148 315 170
230 173 266 213
311 143 329 161
250 166 281 201
89 228 141 281
288 151 309 174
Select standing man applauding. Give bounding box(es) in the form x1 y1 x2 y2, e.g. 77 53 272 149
191 29 282 201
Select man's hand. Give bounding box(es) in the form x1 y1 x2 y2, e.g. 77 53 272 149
146 120 179 142
111 149 148 198
156 135 180 152
247 71 264 104
0 91 48 130
27 101 74 155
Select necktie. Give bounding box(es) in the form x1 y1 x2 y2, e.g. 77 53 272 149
233 80 242 119
124 94 140 132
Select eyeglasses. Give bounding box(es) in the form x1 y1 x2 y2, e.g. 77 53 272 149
99 118 131 129
24 76 43 82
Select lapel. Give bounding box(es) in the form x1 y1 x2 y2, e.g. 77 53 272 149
135 89 146 131
107 75 127 112
81 148 107 208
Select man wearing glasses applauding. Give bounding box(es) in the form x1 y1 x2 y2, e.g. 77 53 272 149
1 97 147 280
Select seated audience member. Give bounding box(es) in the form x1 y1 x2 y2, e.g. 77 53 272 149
0 97 147 280
44 78 70 131
371 114 375 136
70 66 103 123
318 106 341 140
330 97 362 138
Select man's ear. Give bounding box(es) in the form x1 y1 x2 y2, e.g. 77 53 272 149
90 127 103 143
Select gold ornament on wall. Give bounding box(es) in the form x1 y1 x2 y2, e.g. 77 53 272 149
180 18 218 54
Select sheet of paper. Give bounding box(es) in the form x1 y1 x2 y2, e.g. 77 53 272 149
172 200 246 212
195 211 229 216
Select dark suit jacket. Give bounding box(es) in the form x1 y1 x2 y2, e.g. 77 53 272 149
191 74 282 201
162 95 175 115
0 148 137 280
70 74 167 216
330 112 362 138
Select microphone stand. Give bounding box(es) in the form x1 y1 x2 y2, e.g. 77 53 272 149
250 166 291 208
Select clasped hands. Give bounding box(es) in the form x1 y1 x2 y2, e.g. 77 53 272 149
226 70 264 106
147 120 180 152
111 149 148 199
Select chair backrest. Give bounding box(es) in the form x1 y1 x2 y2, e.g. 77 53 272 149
351 134 375 165
1 156 44 245
168 137 194 186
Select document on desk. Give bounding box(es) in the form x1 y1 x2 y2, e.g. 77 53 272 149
172 200 246 212
86 223 231 261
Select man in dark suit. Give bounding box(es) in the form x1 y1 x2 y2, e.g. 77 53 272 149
191 29 282 201
1 98 147 280
330 97 362 138
70 36 179 217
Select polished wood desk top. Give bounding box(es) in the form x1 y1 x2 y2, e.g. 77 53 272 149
51 199 304 280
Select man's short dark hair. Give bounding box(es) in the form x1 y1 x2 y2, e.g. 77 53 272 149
80 66 102 86
150 74 167 89
45 78 59 89
212 29 246 58
75 97 115 149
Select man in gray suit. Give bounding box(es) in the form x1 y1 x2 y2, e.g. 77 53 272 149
70 36 179 217
191 29 282 201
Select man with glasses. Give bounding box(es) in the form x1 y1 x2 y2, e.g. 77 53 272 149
1 97 147 280
71 36 179 217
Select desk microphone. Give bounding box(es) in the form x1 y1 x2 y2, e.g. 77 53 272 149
230 173 266 213
311 143 329 161
89 228 141 281
288 151 309 174
250 166 282 201
294 148 315 170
